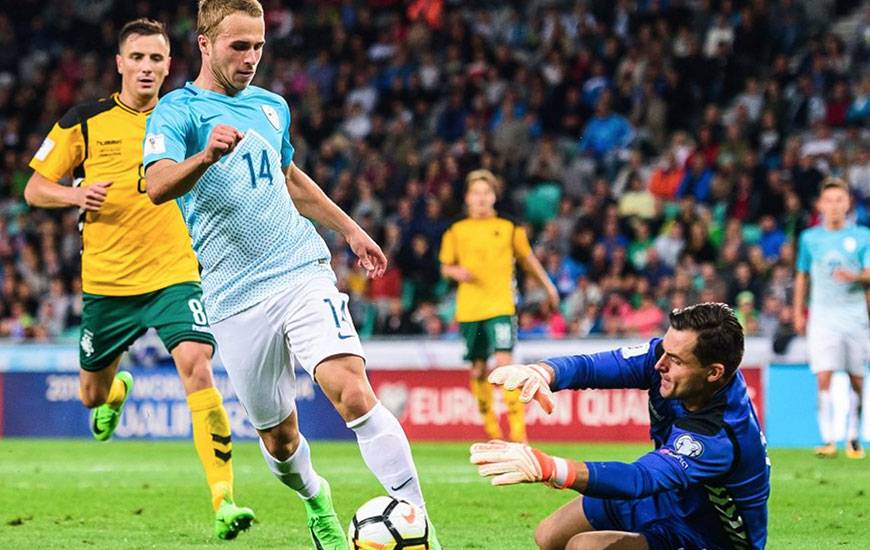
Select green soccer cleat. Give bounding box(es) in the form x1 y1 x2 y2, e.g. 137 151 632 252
214 499 256 540
303 477 347 549
90 371 134 442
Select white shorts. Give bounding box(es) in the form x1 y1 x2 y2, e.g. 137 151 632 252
211 276 365 429
807 323 870 376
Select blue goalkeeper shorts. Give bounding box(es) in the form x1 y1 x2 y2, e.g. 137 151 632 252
583 493 723 550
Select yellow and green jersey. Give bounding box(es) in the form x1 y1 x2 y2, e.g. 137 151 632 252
29 93 199 296
439 215 532 322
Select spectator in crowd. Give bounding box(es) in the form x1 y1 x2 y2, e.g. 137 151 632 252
0 0 866 346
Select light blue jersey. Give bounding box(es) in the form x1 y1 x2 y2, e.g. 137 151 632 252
143 82 333 322
796 223 870 331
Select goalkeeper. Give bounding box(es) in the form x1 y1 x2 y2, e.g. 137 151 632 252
470 303 770 550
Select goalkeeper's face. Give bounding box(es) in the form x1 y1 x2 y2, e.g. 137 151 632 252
117 33 170 101
202 13 265 94
654 328 725 408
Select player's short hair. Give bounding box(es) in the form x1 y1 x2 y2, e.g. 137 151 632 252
198 0 264 41
118 18 169 52
669 302 744 379
466 169 501 196
819 176 849 195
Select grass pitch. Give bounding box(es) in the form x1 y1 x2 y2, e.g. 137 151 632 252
0 440 867 549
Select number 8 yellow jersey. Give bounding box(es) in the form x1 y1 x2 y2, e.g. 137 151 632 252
29 93 198 296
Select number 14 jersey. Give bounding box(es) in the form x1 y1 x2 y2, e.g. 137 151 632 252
144 82 332 323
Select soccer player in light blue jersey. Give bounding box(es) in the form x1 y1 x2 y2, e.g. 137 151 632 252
794 177 870 459
141 2 440 548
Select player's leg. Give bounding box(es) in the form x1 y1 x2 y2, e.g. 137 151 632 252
79 293 142 441
290 278 440 548
845 331 868 459
463 320 501 439
148 283 254 539
808 325 839 456
210 294 343 547
534 496 594 550
491 315 524 442
565 532 649 550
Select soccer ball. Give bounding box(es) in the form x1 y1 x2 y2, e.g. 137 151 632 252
348 495 429 550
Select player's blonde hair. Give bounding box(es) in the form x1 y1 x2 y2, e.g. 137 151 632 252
819 176 849 194
197 0 263 41
465 169 501 196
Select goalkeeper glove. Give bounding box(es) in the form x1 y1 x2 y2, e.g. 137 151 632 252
488 363 555 414
470 440 576 489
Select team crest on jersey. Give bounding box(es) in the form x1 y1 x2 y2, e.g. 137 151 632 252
261 105 280 131
80 329 95 358
843 237 857 253
674 434 704 457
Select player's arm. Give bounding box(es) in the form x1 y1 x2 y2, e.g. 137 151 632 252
793 232 811 335
24 171 111 211
489 339 660 412
472 427 734 498
518 251 560 311
146 124 243 204
285 162 386 278
25 108 110 211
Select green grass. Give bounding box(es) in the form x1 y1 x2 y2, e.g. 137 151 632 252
0 440 867 549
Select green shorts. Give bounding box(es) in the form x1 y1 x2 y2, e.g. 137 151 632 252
459 315 517 361
79 282 216 371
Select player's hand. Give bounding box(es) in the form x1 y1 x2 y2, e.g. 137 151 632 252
76 181 112 211
545 284 560 313
489 363 555 414
202 124 244 165
451 266 474 283
470 440 575 489
832 268 859 284
793 311 806 335
347 227 387 278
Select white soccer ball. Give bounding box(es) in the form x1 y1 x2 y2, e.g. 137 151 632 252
348 495 429 550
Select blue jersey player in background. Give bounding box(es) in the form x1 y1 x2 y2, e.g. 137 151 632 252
471 303 770 550
141 1 440 548
793 177 870 459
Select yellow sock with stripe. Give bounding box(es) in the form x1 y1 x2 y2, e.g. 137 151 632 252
470 378 502 439
187 387 234 511
503 388 527 442
105 377 127 409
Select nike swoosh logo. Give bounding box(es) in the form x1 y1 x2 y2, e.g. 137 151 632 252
390 477 413 492
338 333 355 340
199 113 220 123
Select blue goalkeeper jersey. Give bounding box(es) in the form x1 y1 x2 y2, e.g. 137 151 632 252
143 82 332 322
545 339 770 550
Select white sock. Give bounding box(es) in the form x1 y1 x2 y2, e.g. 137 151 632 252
818 390 834 444
348 402 426 512
259 435 321 499
846 388 863 442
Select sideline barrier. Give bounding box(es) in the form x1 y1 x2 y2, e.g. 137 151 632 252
0 337 775 443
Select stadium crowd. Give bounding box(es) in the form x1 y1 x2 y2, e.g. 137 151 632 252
0 0 868 342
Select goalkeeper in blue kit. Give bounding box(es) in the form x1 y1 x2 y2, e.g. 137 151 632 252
471 303 770 550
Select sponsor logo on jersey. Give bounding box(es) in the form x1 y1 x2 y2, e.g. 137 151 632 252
674 434 704 457
261 105 280 131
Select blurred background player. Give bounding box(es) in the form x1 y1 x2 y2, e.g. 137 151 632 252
22 18 254 539
142 1 440 548
473 303 770 550
440 169 559 442
794 177 870 459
